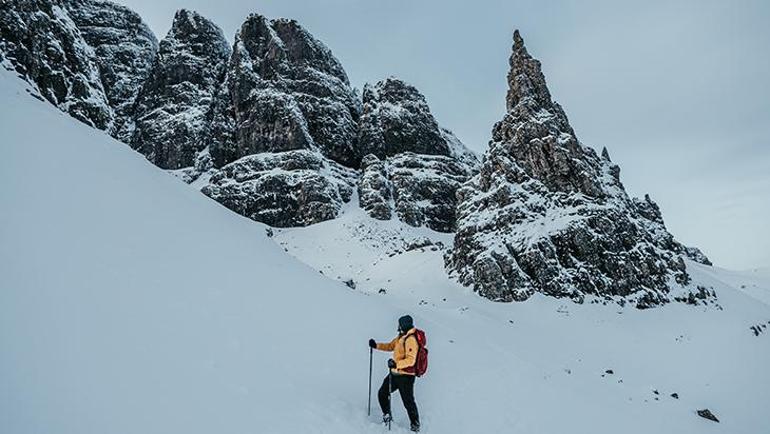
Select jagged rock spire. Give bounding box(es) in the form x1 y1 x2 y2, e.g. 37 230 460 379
601 146 612 161
493 30 602 197
447 30 713 308
506 29 552 111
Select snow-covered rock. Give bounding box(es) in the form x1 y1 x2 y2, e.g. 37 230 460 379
3 4 483 232
64 0 158 141
359 152 476 232
356 77 478 231
0 0 156 135
0 0 112 129
130 9 230 169
198 14 365 227
631 193 712 266
441 126 481 171
358 77 451 159
208 14 360 169
201 150 356 227
446 31 713 308
357 154 393 220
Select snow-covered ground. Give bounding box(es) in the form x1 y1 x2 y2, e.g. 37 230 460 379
1 66 769 434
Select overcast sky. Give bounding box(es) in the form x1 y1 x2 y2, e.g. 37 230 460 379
116 0 769 270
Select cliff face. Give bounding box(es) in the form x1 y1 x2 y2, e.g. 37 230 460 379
199 17 477 229
64 0 158 140
446 31 712 308
130 9 230 169
0 0 113 129
0 0 157 136
207 14 361 169
189 14 363 226
358 77 450 159
356 78 478 232
358 152 476 233
201 150 356 227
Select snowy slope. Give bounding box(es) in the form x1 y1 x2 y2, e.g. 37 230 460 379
692 266 770 307
1 66 769 434
0 65 395 434
276 206 770 433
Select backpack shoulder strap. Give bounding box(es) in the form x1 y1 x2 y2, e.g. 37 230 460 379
406 332 421 349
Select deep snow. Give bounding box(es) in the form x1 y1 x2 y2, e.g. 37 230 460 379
1 66 769 434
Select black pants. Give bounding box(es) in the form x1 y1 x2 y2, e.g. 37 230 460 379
378 373 419 425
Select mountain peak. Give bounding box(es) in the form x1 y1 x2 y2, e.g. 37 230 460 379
449 31 713 307
506 30 552 111
173 8 193 19
512 29 525 50
601 146 612 161
172 8 204 27
169 9 226 43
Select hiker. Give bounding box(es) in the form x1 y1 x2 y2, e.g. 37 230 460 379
369 315 421 432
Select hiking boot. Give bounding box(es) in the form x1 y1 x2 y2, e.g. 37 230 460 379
410 422 420 432
382 414 392 425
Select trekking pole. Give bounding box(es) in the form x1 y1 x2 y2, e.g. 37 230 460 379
388 369 392 431
368 347 373 416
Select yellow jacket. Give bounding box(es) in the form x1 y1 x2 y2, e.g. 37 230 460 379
376 327 418 375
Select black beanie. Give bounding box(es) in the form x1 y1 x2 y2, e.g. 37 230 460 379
398 315 414 332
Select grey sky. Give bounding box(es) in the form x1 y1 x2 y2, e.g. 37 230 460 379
116 0 769 270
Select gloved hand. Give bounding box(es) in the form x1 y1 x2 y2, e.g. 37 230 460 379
369 339 376 349
388 358 396 369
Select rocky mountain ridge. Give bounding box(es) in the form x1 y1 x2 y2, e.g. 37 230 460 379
0 1 712 308
445 31 711 308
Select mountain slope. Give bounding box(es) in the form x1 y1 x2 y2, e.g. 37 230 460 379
0 63 391 433
1 67 769 434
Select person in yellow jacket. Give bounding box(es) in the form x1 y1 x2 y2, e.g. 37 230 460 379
369 315 420 432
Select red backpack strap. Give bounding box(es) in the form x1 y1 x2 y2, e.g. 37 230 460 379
412 331 428 377
397 332 417 373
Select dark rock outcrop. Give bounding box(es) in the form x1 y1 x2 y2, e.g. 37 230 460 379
131 9 230 169
208 14 360 169
358 154 393 220
632 194 712 265
0 0 112 129
0 0 157 135
358 152 476 232
64 0 157 140
198 14 363 227
356 77 478 232
446 31 712 307
696 409 719 423
358 77 450 159
201 150 356 227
